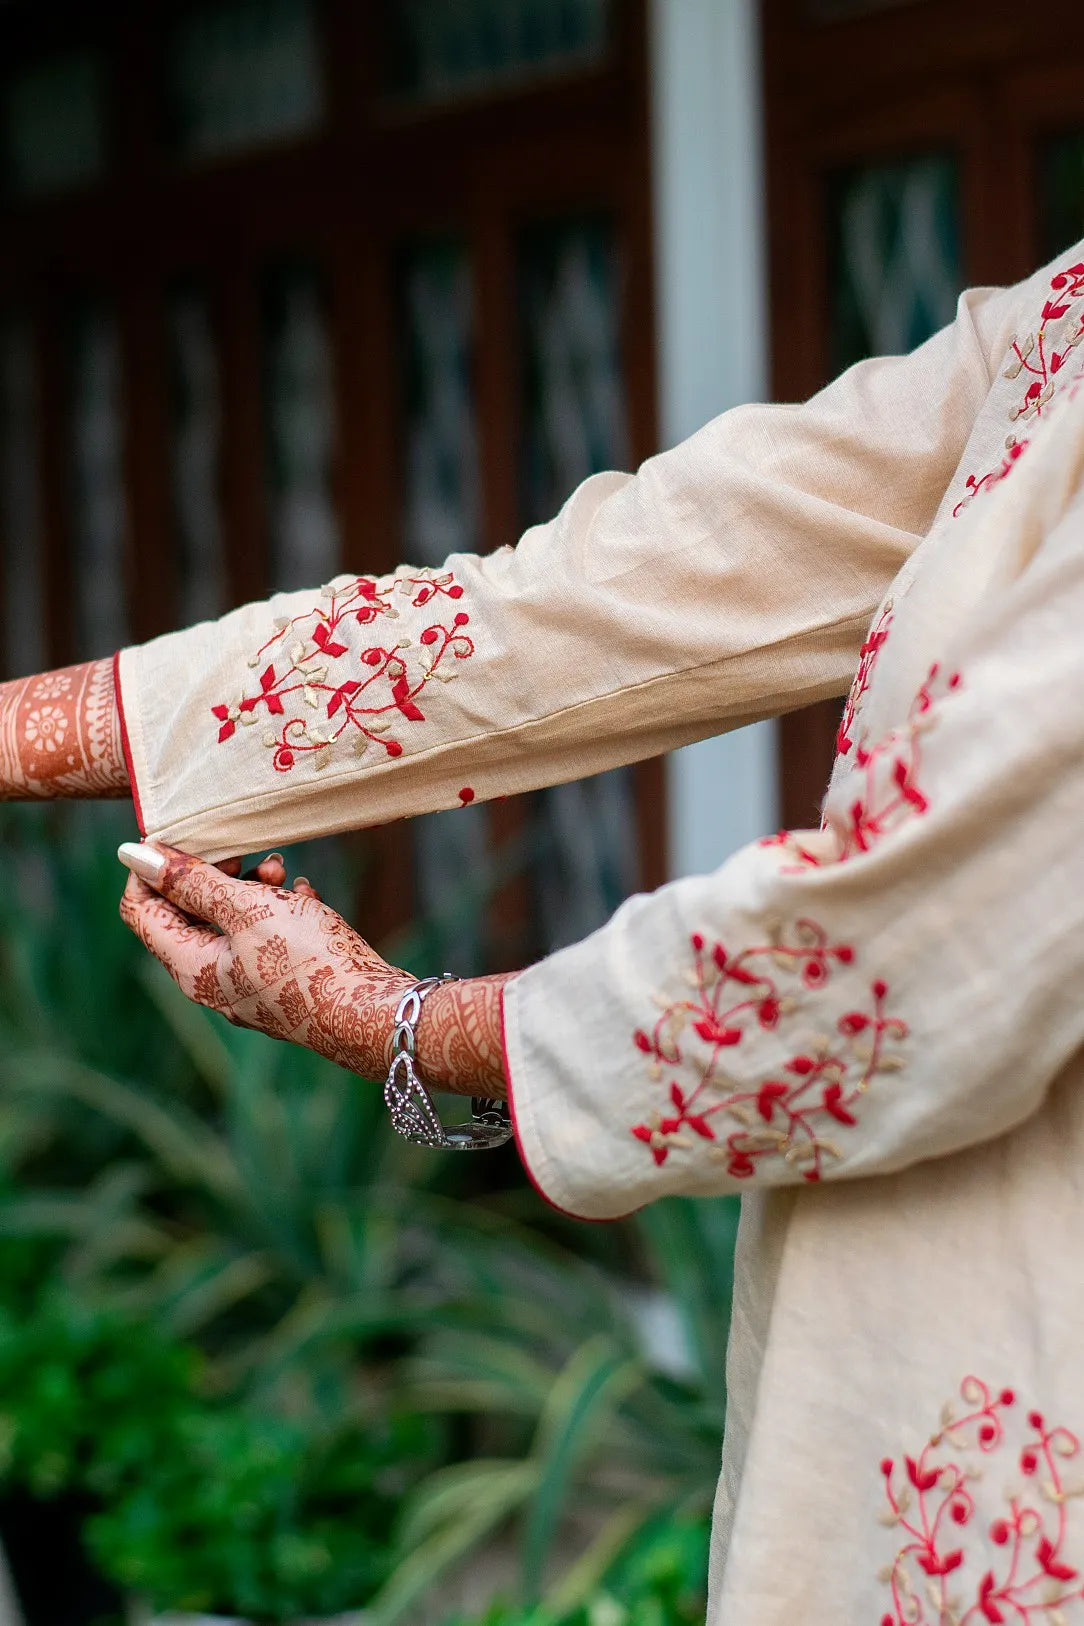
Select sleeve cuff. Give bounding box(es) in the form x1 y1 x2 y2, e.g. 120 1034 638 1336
501 968 636 1223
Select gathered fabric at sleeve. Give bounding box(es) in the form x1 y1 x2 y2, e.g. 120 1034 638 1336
114 271 1024 862
502 396 1084 1219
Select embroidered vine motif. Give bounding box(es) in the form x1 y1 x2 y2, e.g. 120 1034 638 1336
831 661 960 858
837 600 894 759
878 1376 1084 1626
629 921 907 1182
210 572 475 772
954 259 1084 517
761 663 961 872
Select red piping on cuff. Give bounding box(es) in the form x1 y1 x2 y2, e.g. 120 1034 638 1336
500 982 625 1226
112 650 146 837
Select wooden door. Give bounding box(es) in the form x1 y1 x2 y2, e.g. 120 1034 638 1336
763 0 1084 826
0 0 663 969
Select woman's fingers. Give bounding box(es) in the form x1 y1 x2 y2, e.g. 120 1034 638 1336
119 874 226 1004
119 841 264 934
247 853 286 886
292 876 322 901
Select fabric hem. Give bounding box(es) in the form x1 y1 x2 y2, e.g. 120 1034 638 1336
501 981 631 1225
113 650 146 837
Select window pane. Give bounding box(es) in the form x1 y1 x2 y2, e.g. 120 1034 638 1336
70 302 129 659
169 288 227 626
1040 133 1084 263
384 0 612 102
398 239 487 974
262 265 340 594
168 0 322 160
0 315 45 677
516 216 636 953
3 51 105 198
400 241 481 563
517 215 628 525
827 153 962 373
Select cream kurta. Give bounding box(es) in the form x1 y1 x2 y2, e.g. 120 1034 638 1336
117 240 1084 1624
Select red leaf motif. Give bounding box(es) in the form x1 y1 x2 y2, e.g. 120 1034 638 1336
217 720 235 743
756 1082 788 1122
1037 1536 1078 1581
264 693 284 716
838 1011 869 1035
693 1017 742 1046
391 677 426 723
978 1572 1005 1623
212 705 230 722
685 1114 716 1140
822 1083 856 1125
312 623 348 658
786 1055 817 1076
670 1082 685 1111
260 665 277 692
905 1456 940 1493
917 1548 963 1577
725 963 761 985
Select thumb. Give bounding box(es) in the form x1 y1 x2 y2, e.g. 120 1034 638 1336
118 842 252 931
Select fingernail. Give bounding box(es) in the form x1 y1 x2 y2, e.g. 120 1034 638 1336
117 842 166 886
293 876 310 889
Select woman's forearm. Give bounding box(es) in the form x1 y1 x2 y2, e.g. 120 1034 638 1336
415 974 513 1099
0 660 129 800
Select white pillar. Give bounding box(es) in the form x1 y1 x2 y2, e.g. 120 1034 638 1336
648 0 778 879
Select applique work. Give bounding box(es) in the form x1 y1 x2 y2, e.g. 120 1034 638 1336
954 259 1084 517
879 1376 1084 1626
211 572 475 773
630 921 907 1182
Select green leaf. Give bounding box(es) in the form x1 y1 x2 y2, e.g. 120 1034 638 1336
522 1338 643 1602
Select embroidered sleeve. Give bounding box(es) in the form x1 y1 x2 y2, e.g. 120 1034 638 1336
502 475 1084 1219
115 273 1018 861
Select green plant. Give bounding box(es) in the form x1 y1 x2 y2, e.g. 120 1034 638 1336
443 1512 711 1626
0 809 740 1621
0 1266 438 1620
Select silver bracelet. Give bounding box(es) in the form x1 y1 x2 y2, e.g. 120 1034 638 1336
384 974 513 1151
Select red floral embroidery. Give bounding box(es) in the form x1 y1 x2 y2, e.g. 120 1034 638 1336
762 663 961 872
879 1376 1084 1626
833 661 959 857
954 259 1084 517
211 572 475 772
630 921 907 1182
837 600 894 759
953 436 1031 519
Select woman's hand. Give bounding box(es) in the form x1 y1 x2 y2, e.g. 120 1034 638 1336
118 843 512 1098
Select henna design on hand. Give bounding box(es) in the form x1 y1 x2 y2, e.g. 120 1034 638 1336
0 659 128 801
120 848 514 1099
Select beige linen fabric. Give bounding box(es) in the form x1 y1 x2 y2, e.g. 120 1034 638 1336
117 272 1015 862
117 240 1084 1622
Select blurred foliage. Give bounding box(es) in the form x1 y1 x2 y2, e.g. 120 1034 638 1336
0 805 740 1622
0 1238 437 1618
447 1513 711 1626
